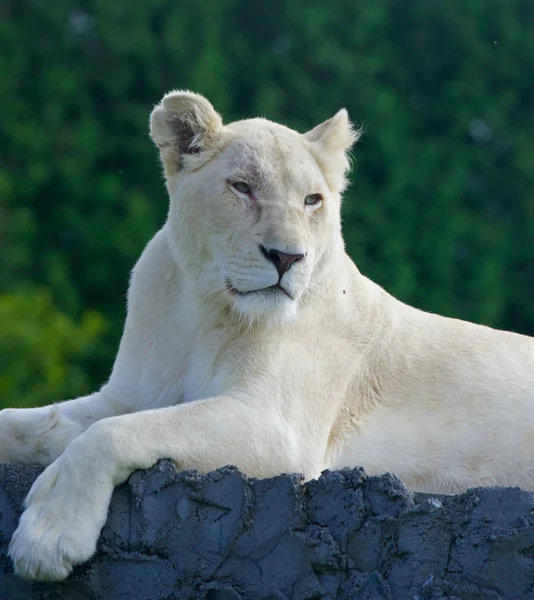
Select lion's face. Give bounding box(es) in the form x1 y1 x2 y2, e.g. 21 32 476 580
150 91 358 323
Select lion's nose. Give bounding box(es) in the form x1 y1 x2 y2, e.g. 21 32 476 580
260 245 305 278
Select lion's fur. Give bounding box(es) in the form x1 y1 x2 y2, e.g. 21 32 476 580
4 91 534 581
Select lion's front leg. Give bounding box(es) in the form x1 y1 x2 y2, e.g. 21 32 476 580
8 442 114 581
0 405 83 466
9 395 312 581
0 389 133 466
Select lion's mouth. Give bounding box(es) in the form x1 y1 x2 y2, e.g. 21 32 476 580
226 281 293 299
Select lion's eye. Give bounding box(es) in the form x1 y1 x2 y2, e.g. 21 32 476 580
305 194 322 207
233 182 251 194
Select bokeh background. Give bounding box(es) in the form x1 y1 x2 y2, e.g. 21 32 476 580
1 0 533 408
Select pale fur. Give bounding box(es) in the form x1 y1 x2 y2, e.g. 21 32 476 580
2 91 533 581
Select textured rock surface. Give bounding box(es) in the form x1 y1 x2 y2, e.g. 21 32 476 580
2 460 534 599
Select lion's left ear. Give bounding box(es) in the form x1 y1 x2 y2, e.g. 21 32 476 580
304 109 361 192
304 109 360 152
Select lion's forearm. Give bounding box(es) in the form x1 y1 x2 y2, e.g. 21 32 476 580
80 398 310 485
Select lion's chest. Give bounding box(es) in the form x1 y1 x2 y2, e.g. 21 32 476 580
181 334 233 403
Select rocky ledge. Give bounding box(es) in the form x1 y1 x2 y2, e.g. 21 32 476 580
1 460 534 599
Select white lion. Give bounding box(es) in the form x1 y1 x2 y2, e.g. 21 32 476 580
2 91 533 581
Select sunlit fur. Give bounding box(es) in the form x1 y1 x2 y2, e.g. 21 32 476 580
2 91 533 583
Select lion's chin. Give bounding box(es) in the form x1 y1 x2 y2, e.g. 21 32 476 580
228 287 298 326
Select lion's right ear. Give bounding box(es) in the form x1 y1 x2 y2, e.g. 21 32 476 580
149 90 224 176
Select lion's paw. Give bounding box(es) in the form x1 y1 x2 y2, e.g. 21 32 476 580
9 456 110 581
0 406 83 465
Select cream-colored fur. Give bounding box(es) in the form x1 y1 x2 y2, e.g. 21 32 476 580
2 91 533 581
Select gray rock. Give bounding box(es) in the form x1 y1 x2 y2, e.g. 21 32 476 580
1 460 534 599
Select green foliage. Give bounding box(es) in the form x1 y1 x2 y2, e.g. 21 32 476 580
0 0 533 407
0 290 105 407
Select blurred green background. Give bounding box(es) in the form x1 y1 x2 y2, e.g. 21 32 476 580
1 0 533 408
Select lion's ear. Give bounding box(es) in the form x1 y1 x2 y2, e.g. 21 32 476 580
304 110 361 192
304 109 360 152
150 90 224 176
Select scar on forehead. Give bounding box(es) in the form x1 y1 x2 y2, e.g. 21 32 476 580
228 143 269 184
229 129 307 187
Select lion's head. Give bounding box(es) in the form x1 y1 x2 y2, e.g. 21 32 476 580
150 91 358 323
